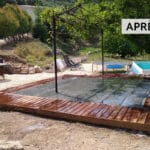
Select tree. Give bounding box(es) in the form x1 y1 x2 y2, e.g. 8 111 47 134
115 0 150 54
104 33 138 58
0 4 32 41
40 0 121 51
33 19 49 43
3 4 32 36
0 9 19 38
39 0 150 55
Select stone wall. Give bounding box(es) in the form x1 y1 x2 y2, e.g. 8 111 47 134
11 63 42 74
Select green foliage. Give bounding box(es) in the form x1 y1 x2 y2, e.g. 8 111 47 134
115 0 150 18
0 4 32 39
115 0 150 54
4 4 32 35
104 33 138 58
79 47 101 61
40 6 63 24
38 0 150 57
0 8 19 38
33 19 49 43
39 0 122 55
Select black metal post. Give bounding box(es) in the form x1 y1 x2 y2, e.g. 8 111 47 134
101 29 104 75
52 14 58 93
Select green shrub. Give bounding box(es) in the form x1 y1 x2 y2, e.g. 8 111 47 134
104 33 138 58
32 20 49 43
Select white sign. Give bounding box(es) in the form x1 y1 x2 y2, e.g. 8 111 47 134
122 19 150 34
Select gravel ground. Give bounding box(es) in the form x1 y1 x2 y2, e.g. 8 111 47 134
0 112 149 150
0 69 150 150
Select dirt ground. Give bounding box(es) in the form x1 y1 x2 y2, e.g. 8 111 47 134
0 111 149 150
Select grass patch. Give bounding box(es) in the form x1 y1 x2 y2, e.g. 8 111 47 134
79 47 101 62
79 47 150 63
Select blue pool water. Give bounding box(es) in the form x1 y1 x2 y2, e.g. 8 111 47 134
106 64 124 69
136 61 150 70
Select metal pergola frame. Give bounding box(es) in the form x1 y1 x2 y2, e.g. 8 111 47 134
51 3 105 93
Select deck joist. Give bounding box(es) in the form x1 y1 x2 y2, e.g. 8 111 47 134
0 92 149 132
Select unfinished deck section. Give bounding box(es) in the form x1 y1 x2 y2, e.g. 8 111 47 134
0 92 149 132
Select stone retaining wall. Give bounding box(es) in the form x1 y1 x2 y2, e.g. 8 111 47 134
11 63 42 74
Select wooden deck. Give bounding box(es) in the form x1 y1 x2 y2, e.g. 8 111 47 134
145 98 150 108
0 92 150 132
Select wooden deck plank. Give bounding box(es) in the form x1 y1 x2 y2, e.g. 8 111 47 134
87 104 106 117
63 102 85 114
115 107 128 121
96 105 109 118
75 103 96 116
25 98 43 107
30 99 51 107
18 97 47 107
0 92 150 132
137 112 148 124
101 105 117 119
80 104 100 116
69 103 89 114
58 101 76 112
5 96 39 106
59 102 80 113
122 108 133 122
41 100 69 111
107 106 121 120
6 97 27 104
40 99 63 109
0 93 23 104
129 109 141 123
145 114 150 125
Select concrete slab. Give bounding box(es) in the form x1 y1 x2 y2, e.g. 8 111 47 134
15 77 150 108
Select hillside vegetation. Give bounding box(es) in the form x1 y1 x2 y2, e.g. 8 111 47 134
1 0 150 66
0 40 54 67
14 40 53 66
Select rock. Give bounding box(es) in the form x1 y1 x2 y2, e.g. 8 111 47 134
0 141 24 150
20 67 29 74
12 67 21 74
11 63 22 74
56 58 66 71
34 65 42 73
29 66 35 74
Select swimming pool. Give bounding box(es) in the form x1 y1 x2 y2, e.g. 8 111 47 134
131 61 150 75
